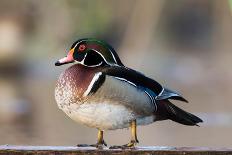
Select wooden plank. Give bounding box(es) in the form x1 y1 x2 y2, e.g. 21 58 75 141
0 145 232 155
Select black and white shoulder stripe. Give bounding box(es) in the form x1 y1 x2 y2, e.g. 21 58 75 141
83 72 106 97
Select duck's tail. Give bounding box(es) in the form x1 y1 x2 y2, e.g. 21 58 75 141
156 100 203 126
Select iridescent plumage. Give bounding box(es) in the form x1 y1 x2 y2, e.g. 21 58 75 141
55 38 203 148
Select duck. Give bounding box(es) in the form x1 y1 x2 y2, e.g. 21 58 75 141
54 38 203 148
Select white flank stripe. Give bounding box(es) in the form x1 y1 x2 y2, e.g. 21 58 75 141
83 72 102 97
108 49 118 64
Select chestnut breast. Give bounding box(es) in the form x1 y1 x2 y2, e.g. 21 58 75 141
55 64 101 108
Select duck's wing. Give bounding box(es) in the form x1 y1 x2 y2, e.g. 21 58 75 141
102 66 188 103
156 87 188 103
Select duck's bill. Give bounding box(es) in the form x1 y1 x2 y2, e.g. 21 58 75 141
55 59 74 66
55 49 75 66
55 55 74 66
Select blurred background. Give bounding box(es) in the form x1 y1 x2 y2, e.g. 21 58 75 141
0 0 232 147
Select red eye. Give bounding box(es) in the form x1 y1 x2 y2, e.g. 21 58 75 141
79 44 86 52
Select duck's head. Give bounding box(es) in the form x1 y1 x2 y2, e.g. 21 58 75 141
55 38 123 67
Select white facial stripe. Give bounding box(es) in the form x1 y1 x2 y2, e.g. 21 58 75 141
83 72 103 97
80 53 88 64
73 39 87 49
91 49 111 66
91 49 119 67
83 61 103 68
80 52 104 67
74 60 103 68
108 48 117 64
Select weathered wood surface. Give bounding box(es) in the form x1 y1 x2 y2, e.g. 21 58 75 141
0 145 232 155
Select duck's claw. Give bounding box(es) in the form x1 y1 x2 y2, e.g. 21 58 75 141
109 140 138 149
77 144 91 147
77 130 107 149
77 141 107 149
92 140 107 148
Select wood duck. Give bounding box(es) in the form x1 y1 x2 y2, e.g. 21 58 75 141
55 38 203 149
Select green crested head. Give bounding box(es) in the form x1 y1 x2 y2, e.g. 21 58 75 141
55 38 124 67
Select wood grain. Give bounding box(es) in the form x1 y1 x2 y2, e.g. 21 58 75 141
1 145 232 155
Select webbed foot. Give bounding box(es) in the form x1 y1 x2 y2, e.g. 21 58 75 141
77 130 107 149
109 140 138 149
77 141 107 149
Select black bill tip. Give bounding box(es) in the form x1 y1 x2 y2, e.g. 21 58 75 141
55 61 61 66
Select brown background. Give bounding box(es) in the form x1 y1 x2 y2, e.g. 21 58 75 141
0 0 232 147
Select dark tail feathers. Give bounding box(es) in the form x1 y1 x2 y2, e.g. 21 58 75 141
157 100 203 126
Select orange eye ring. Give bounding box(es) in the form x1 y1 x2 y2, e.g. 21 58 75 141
79 44 86 52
